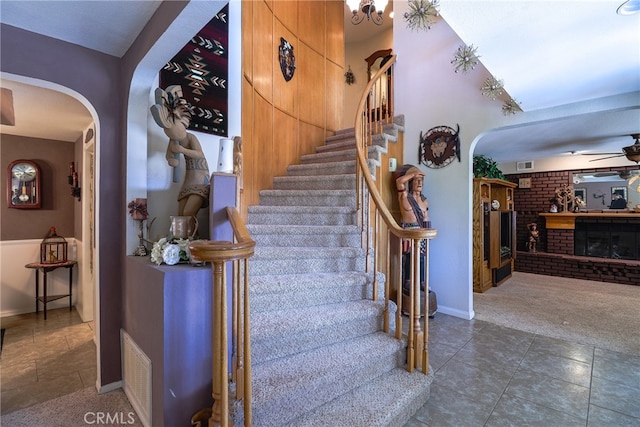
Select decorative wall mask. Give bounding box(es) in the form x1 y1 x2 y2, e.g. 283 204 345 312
419 124 461 169
279 37 296 82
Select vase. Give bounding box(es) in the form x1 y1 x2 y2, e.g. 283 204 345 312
169 215 198 239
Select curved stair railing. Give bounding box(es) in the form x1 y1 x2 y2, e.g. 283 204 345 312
354 54 438 373
189 207 256 427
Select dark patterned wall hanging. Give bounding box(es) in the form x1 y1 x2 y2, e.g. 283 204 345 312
418 124 461 169
278 37 296 81
160 5 229 136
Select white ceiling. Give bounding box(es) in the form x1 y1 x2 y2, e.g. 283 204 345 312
1 0 639 164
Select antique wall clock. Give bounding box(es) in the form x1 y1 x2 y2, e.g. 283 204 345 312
7 159 41 209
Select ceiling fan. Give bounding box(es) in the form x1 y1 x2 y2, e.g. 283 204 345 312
584 133 640 163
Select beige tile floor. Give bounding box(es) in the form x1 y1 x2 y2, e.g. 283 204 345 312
2 307 639 426
1 307 96 415
406 314 640 427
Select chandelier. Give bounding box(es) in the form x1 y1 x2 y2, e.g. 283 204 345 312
346 0 389 25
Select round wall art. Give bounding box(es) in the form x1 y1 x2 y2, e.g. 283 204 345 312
418 124 461 169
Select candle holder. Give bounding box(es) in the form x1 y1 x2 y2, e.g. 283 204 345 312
68 162 81 201
133 219 149 256
128 198 150 256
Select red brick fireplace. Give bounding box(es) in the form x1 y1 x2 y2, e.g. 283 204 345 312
505 167 640 286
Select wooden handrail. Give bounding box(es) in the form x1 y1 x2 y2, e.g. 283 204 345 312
190 207 256 261
353 54 437 374
354 56 436 242
190 207 255 427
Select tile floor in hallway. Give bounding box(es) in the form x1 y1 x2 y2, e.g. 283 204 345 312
0 307 96 415
1 308 639 426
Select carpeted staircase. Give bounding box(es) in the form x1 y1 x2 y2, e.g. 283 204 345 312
235 118 433 426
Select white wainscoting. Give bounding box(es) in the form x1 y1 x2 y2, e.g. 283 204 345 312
0 239 79 317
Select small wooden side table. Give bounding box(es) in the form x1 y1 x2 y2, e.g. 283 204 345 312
25 260 77 320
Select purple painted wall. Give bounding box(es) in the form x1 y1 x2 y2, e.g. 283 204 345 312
0 1 191 387
1 22 124 384
124 256 213 426
0 0 221 394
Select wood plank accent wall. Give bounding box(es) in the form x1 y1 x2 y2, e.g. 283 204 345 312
241 0 345 217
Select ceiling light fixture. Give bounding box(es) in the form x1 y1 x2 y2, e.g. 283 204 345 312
617 0 640 15
502 98 522 115
451 44 480 74
481 76 504 100
404 0 440 31
347 0 389 25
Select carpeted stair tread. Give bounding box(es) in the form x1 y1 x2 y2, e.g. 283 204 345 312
249 272 385 313
287 159 356 174
253 246 364 260
251 299 384 340
258 189 356 207
247 205 357 226
248 205 355 214
286 159 378 178
249 225 360 247
273 173 356 190
316 133 398 153
250 271 376 293
250 300 388 363
238 332 405 427
287 367 433 427
299 145 385 165
325 129 356 142
247 224 360 235
250 246 366 275
316 133 393 154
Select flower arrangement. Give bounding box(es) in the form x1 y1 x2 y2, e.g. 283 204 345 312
150 237 195 265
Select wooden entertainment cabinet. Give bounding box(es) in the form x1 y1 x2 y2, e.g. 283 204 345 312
472 178 517 293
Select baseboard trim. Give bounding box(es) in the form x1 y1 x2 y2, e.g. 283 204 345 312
436 305 473 320
98 380 123 394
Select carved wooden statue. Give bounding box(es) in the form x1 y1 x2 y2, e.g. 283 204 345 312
150 85 210 217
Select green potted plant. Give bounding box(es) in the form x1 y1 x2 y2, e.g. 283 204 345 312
473 155 506 180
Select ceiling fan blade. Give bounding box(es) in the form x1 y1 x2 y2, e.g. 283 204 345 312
582 152 622 156
588 154 625 162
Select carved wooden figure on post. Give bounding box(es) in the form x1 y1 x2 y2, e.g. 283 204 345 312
150 85 210 218
395 164 436 318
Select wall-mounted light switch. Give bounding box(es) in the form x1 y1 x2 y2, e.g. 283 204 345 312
389 157 397 172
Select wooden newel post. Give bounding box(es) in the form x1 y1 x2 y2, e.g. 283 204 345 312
422 238 430 375
211 260 229 427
